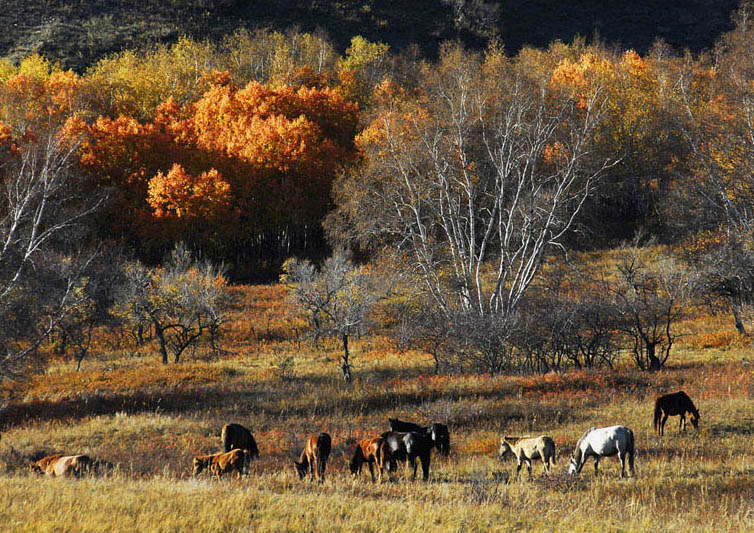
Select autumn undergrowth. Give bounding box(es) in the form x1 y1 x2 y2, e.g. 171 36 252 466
1 283 754 531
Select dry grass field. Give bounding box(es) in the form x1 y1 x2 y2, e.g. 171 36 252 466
2 283 754 531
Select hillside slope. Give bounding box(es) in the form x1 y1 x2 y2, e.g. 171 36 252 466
0 1 741 72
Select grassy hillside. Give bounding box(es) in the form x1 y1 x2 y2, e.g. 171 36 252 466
1 1 742 72
1 268 754 530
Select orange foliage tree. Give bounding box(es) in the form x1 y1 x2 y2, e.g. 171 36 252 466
67 79 360 276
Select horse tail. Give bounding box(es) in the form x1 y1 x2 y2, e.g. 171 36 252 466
626 427 636 474
548 437 557 465
653 398 663 433
316 433 331 478
627 427 635 456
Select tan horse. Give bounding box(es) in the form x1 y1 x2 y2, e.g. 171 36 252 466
349 437 394 482
499 436 556 479
31 454 92 477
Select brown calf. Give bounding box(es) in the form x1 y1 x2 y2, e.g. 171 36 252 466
193 449 245 479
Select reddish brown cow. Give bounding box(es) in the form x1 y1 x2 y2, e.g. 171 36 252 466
193 449 245 479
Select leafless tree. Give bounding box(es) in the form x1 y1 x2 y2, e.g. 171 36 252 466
113 244 227 364
611 250 695 370
0 127 101 377
282 251 378 382
331 43 616 374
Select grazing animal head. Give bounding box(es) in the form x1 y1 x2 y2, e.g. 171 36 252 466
192 457 206 476
349 455 359 476
568 456 579 475
247 436 260 460
498 438 514 460
690 412 699 429
429 423 451 456
29 463 44 475
293 460 307 479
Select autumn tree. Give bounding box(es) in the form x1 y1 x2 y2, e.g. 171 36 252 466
0 75 102 376
69 78 360 277
669 5 754 333
549 44 687 244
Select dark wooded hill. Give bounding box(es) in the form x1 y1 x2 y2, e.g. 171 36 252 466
0 1 741 71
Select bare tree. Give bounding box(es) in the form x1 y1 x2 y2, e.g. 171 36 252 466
282 251 378 382
113 244 227 364
330 43 616 373
611 250 694 370
0 125 101 377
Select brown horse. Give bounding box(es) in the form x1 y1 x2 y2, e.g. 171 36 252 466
31 454 92 477
653 391 699 436
193 449 245 479
349 437 394 482
293 432 332 481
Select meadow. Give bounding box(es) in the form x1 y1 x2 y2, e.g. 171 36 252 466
1 284 754 532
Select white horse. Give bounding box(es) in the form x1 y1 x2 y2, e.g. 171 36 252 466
568 425 635 478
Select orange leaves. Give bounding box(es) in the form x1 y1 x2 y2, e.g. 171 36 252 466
148 164 231 219
0 70 91 133
543 142 570 166
69 76 361 257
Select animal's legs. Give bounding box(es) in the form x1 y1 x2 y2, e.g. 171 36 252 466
680 414 686 432
593 457 600 475
368 461 375 482
618 451 626 478
542 455 550 475
628 449 635 477
660 413 668 436
310 456 316 480
420 455 430 481
526 459 533 480
409 455 418 481
515 460 523 480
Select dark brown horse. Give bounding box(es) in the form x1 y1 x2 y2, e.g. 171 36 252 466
653 391 699 436
221 423 259 471
293 432 331 481
349 437 394 482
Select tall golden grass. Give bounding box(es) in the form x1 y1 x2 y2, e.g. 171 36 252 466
1 282 754 531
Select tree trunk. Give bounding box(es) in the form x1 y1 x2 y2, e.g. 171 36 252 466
732 303 747 335
53 330 67 355
647 341 661 371
341 333 352 382
155 323 169 364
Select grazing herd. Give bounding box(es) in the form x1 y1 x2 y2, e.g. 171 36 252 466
27 390 700 482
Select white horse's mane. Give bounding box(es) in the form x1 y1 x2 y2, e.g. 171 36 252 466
572 427 597 461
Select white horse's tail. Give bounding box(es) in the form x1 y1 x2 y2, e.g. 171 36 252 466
626 427 635 456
